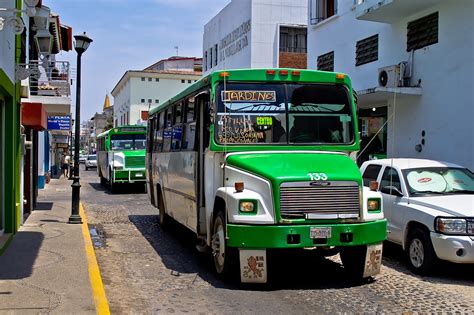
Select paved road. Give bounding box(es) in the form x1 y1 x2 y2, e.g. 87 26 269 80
80 166 474 314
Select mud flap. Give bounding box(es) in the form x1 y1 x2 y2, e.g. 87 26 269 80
363 243 383 278
239 249 267 283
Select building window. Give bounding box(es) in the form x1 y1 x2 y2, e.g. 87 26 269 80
141 99 145 103
214 44 218 66
155 99 159 103
188 80 191 83
181 79 185 83
310 0 337 25
356 34 378 66
209 48 213 69
155 78 159 82
407 12 438 52
148 99 152 104
204 51 207 71
279 26 307 53
141 77 145 81
317 51 334 71
148 78 152 82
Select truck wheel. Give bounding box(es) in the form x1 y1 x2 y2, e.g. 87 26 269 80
100 175 107 186
158 191 168 228
407 228 437 275
211 211 235 277
340 246 367 280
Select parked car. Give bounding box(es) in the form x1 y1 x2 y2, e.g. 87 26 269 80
360 158 473 274
85 154 97 170
79 154 87 164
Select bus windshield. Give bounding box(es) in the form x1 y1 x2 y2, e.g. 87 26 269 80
110 134 146 150
216 83 354 145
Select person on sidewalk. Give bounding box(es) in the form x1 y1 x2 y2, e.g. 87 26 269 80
61 153 70 178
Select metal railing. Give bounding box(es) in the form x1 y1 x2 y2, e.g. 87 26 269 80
20 60 71 97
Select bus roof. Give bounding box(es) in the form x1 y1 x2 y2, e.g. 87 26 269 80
148 68 351 117
97 125 147 138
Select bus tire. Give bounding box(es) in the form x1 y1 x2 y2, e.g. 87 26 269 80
211 211 236 278
340 246 368 281
158 190 168 228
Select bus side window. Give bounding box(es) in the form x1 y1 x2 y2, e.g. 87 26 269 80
183 96 196 151
204 99 211 149
163 109 172 152
172 103 183 151
154 112 163 153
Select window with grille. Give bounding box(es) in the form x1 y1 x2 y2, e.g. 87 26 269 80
356 34 378 66
310 0 337 25
407 12 438 51
279 26 307 53
317 51 334 71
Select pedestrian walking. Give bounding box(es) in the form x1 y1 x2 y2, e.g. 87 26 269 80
61 153 70 178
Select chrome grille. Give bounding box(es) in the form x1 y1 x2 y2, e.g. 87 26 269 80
280 181 360 219
125 156 145 168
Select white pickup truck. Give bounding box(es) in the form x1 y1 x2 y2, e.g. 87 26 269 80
360 158 474 274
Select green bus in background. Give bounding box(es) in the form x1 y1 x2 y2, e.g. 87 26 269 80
146 68 387 283
97 125 146 193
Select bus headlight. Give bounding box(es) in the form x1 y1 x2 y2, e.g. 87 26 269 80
367 198 381 212
239 200 257 214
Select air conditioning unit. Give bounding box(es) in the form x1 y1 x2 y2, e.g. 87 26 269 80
378 65 400 88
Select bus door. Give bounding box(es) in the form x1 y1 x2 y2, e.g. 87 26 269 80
146 116 156 205
196 92 210 236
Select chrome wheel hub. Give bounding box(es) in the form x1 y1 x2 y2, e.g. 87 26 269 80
409 238 424 268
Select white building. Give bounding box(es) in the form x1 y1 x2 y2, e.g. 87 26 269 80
307 0 474 169
111 57 202 127
203 0 308 75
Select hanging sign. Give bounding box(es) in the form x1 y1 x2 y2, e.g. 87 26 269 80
48 115 71 131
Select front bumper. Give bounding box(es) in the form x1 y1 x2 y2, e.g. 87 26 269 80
113 169 146 183
430 233 474 263
227 219 387 248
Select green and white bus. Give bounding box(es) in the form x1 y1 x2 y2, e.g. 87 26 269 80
146 69 387 283
97 125 147 193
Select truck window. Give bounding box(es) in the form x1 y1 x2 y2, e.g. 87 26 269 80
362 164 382 187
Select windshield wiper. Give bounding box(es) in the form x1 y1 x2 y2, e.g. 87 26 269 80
411 190 446 195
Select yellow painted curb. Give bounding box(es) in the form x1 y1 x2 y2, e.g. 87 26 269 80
80 203 111 315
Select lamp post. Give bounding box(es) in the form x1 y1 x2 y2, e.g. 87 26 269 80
68 117 74 180
69 32 93 224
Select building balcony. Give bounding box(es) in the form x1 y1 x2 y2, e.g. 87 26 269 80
355 0 442 23
20 60 71 115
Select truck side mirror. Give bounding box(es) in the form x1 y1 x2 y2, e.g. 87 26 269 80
380 186 403 197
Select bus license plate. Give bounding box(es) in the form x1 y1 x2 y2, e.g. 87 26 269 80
310 227 331 239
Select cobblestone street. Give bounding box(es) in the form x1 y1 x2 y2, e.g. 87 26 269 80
80 166 474 314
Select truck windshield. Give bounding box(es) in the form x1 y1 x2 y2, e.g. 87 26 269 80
216 83 354 145
110 134 146 150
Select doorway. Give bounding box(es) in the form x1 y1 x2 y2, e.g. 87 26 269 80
358 106 388 166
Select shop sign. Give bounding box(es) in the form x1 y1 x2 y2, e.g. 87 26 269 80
48 115 71 130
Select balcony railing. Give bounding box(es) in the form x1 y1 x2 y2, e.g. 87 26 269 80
20 60 71 97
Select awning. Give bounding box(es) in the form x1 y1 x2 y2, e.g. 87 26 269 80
356 86 422 108
22 102 47 130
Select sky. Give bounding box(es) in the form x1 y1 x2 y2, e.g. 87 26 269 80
45 0 231 121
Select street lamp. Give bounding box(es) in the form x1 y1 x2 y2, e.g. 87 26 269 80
69 32 93 224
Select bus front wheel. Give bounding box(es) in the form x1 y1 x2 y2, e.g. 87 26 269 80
211 211 236 277
158 191 168 228
340 246 368 281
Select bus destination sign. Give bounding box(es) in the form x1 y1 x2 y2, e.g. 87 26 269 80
221 90 276 103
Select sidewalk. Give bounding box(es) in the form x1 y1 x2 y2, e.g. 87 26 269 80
0 177 105 314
